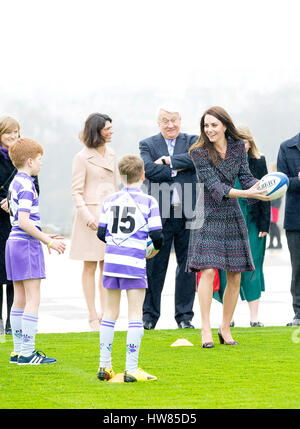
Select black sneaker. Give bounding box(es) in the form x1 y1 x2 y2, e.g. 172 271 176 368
287 319 300 326
5 319 12 335
177 320 194 329
250 321 264 327
143 320 156 330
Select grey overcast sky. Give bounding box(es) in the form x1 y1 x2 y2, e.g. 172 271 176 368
1 0 300 98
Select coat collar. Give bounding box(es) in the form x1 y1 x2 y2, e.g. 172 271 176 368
214 138 242 180
173 133 186 155
287 133 300 150
82 146 115 171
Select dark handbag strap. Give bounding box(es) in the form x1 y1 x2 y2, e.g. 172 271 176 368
0 168 17 192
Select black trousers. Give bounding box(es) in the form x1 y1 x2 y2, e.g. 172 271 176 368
286 230 300 320
269 222 282 247
0 283 14 321
143 208 196 325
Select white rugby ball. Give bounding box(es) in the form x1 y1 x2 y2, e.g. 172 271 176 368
146 239 159 259
257 172 289 200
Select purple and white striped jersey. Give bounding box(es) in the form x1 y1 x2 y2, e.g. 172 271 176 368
7 172 41 239
98 187 162 279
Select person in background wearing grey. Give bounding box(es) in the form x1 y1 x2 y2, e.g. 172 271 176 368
267 162 282 250
277 133 300 326
139 106 197 330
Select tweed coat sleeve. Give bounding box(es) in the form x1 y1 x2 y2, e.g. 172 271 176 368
191 148 231 204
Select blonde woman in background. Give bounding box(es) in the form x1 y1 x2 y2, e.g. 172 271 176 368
0 116 39 335
70 113 117 331
214 126 270 327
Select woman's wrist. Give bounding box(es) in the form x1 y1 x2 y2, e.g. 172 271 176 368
228 188 246 199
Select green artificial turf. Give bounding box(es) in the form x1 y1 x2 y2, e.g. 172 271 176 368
0 327 299 409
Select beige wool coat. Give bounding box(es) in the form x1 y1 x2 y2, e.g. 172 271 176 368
69 145 117 261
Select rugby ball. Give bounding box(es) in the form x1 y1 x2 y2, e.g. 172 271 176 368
257 172 289 200
146 239 159 259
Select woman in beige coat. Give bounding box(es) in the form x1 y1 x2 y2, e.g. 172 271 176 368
70 113 117 331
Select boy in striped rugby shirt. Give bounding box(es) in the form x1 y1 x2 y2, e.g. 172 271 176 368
6 138 66 365
96 154 163 382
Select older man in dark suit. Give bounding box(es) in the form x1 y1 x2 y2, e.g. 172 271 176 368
139 106 197 329
277 132 300 326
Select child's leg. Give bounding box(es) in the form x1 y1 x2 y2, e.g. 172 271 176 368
23 278 41 315
10 281 26 354
125 288 145 372
21 279 41 357
98 260 105 322
99 288 121 369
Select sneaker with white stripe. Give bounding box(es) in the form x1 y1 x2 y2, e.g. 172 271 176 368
17 350 56 365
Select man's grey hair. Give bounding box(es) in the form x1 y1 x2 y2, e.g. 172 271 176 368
156 104 182 121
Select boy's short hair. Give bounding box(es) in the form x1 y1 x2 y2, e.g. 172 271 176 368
118 154 144 185
9 138 43 169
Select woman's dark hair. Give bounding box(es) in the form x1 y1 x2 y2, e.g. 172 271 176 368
189 106 247 165
80 113 112 148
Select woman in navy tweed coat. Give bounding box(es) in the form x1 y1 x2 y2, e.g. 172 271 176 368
186 106 270 347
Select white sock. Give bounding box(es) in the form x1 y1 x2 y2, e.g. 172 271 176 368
21 312 38 357
125 320 144 373
99 318 116 368
10 308 24 354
